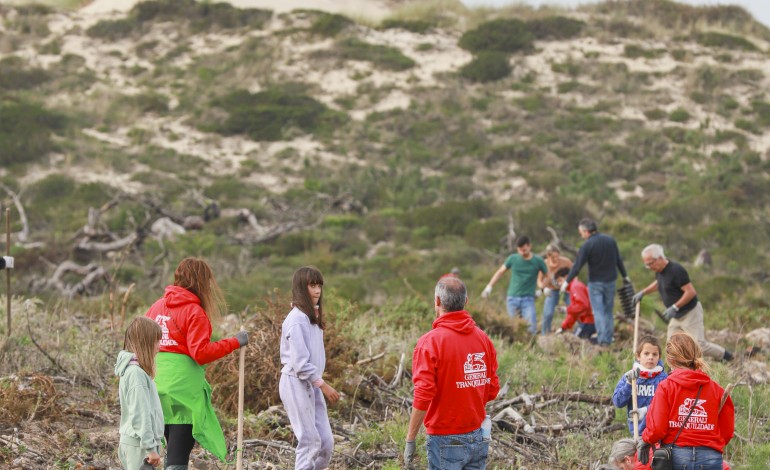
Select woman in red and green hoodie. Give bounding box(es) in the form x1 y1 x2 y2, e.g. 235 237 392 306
145 258 248 469
637 332 734 469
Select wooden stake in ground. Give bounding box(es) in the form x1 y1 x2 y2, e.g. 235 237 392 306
236 327 246 470
5 208 11 336
631 301 641 441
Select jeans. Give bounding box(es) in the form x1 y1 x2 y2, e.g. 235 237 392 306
588 281 616 345
541 290 570 335
670 445 723 470
506 296 537 335
426 428 489 470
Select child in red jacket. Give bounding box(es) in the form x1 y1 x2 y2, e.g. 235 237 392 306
553 267 596 340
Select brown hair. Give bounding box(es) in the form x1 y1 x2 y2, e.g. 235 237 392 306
666 333 709 373
124 317 162 378
636 335 662 357
292 266 325 329
173 257 226 324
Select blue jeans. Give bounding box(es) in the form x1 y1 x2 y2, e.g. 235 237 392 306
426 428 489 470
506 296 537 335
670 445 723 470
588 281 616 345
541 290 570 335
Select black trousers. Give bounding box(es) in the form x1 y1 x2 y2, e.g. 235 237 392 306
164 424 196 465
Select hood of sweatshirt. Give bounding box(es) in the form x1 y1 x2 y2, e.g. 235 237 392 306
114 350 136 377
432 310 476 334
667 368 712 389
164 285 200 309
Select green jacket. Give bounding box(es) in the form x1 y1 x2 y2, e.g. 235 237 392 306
154 351 227 461
114 350 164 454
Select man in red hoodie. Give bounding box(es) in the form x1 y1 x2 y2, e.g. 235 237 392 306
404 277 500 469
553 267 596 340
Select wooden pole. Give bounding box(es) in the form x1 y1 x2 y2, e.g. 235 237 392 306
631 301 641 441
5 208 10 337
236 327 246 470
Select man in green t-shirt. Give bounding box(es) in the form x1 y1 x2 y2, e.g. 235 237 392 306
482 235 548 334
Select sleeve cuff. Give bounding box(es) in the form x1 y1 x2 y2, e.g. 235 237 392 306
312 378 324 388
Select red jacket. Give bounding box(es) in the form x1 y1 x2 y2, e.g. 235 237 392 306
412 310 500 435
561 279 594 330
145 286 239 365
642 368 734 452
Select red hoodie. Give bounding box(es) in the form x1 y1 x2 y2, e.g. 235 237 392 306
642 368 734 452
561 278 594 330
412 310 500 435
145 285 239 365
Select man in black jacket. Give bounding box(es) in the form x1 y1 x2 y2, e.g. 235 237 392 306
562 218 628 346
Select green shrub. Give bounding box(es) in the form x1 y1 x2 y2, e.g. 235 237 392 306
555 113 615 133
464 218 507 249
27 174 75 202
713 130 747 148
0 57 49 90
211 88 345 141
697 31 758 51
459 19 533 54
551 61 581 77
335 38 416 71
735 118 761 134
0 99 66 166
668 108 690 122
459 52 511 83
557 81 581 94
751 100 770 126
402 200 493 240
131 92 169 114
623 44 664 59
643 108 667 120
309 12 353 37
379 18 432 34
86 18 136 40
525 16 583 40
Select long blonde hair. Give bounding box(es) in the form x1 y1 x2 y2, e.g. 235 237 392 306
173 257 226 323
124 317 162 378
666 332 709 373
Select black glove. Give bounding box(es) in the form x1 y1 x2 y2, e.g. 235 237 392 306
235 330 249 348
663 305 678 322
632 290 644 305
637 440 651 465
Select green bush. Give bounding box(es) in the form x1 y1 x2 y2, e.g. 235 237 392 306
751 100 770 126
557 81 581 94
335 38 416 71
309 12 353 37
459 52 511 83
86 18 136 40
668 108 690 122
525 16 583 40
735 118 760 134
555 112 615 133
379 18 432 34
0 56 49 90
623 44 664 59
0 99 66 166
130 92 169 114
644 108 667 120
464 218 507 249
211 88 345 141
697 31 758 51
459 19 533 54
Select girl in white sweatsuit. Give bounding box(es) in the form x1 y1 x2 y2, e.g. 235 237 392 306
279 266 340 470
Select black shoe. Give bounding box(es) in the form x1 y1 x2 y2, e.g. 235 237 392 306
722 350 734 362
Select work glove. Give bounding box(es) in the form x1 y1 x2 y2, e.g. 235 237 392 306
404 440 416 467
535 289 542 298
663 305 678 322
543 287 553 297
623 276 631 284
554 328 563 335
1 256 13 269
624 368 639 384
632 290 644 305
235 330 249 348
481 285 493 299
630 406 648 422
636 440 651 465
559 280 568 294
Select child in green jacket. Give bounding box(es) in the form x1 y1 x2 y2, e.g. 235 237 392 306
115 317 164 469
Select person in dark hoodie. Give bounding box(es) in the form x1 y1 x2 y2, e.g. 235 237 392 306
115 317 164 469
612 335 667 436
404 277 500 469
145 258 248 469
637 333 734 469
